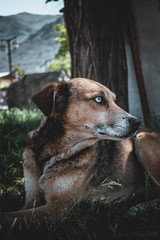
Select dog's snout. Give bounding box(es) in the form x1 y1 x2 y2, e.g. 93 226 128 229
129 117 140 130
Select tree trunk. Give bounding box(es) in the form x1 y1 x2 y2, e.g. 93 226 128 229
64 0 128 110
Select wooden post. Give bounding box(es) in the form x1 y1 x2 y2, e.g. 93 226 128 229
125 0 150 125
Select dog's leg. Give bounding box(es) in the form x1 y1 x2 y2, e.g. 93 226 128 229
23 168 44 209
23 147 44 209
135 130 160 187
0 204 57 229
0 198 70 228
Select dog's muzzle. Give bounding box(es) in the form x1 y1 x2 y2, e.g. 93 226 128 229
87 115 140 140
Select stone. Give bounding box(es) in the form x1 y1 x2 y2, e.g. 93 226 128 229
7 70 69 109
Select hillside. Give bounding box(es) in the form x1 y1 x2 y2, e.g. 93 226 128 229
0 12 64 73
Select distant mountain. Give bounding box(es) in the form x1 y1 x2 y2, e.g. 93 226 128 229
0 12 64 73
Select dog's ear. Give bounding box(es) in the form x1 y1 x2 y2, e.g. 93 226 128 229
32 82 70 117
32 83 57 116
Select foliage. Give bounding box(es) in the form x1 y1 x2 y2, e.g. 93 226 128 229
13 65 26 78
0 108 42 186
48 24 71 76
54 24 69 59
48 52 71 76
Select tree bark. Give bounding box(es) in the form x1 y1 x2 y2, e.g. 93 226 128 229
64 0 128 110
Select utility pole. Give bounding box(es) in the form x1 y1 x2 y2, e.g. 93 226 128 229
0 36 19 82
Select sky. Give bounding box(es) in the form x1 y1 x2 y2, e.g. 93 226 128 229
0 0 64 16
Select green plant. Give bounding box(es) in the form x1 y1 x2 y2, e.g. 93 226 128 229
48 24 71 76
48 52 71 76
54 24 69 59
13 65 26 78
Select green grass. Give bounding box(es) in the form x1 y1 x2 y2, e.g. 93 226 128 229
1 108 160 240
1 199 160 240
0 108 42 186
0 109 42 212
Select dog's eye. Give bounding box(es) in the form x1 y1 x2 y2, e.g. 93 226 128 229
94 96 105 105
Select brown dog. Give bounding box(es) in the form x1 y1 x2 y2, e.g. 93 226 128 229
1 78 160 224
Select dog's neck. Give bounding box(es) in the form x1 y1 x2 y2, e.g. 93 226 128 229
62 129 98 158
37 118 99 174
31 117 99 165
43 132 98 174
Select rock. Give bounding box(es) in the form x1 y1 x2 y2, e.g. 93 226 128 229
7 70 69 109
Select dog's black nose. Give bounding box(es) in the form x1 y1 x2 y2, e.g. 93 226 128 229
129 117 140 130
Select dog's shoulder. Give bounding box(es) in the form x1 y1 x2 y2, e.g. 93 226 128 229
91 139 134 186
25 116 65 168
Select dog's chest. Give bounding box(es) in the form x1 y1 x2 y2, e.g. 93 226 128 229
53 174 84 193
40 145 98 197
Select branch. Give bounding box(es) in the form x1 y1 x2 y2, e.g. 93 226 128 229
46 0 59 3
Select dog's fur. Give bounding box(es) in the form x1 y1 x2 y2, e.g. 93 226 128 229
1 78 160 224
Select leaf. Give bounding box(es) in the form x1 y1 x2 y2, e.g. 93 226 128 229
100 180 122 188
9 163 14 168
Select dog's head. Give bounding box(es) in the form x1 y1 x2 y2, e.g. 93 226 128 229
32 78 140 140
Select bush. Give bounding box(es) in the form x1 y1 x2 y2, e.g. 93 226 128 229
13 65 26 79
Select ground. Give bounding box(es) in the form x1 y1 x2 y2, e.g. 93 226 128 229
0 108 160 240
